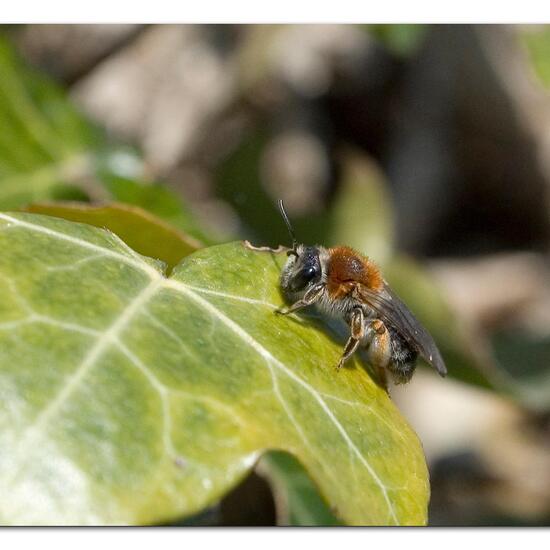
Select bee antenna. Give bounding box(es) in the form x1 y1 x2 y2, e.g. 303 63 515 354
278 199 298 255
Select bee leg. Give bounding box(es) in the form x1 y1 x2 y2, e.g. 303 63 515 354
336 307 364 370
364 320 392 389
276 284 324 315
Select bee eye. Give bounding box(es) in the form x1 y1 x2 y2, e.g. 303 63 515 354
292 264 319 291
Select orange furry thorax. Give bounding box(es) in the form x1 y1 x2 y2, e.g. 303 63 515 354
326 246 383 298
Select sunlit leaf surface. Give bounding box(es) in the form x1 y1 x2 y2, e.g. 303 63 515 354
0 213 428 525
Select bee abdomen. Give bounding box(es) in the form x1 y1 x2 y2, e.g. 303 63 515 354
387 326 418 384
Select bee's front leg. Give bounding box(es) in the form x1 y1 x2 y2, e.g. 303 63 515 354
277 284 324 315
336 307 364 370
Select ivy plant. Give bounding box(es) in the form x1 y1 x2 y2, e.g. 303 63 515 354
0 211 429 525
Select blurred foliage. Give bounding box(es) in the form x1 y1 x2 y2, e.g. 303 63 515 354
260 451 341 526
0 34 211 243
215 127 333 249
520 26 550 88
328 155 394 266
384 257 493 390
367 24 428 58
493 331 550 411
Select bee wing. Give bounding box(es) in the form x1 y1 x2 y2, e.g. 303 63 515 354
357 284 447 377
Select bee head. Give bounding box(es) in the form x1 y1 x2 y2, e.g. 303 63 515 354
277 199 323 297
281 244 323 296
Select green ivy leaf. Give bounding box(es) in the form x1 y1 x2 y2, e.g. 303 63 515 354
0 212 428 525
24 202 201 272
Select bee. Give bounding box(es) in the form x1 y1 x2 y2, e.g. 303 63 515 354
276 200 447 384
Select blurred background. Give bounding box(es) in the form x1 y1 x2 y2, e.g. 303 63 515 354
2 23 550 526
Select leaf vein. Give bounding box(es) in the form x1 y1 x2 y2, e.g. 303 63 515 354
12 278 163 460
0 213 160 280
164 279 400 525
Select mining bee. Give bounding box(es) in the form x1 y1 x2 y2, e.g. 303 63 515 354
277 200 447 384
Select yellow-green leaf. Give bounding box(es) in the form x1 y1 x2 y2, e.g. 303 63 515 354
0 212 428 525
24 202 202 271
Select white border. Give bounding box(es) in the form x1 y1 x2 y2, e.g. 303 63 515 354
6 528 549 550
2 1 549 545
2 0 550 23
